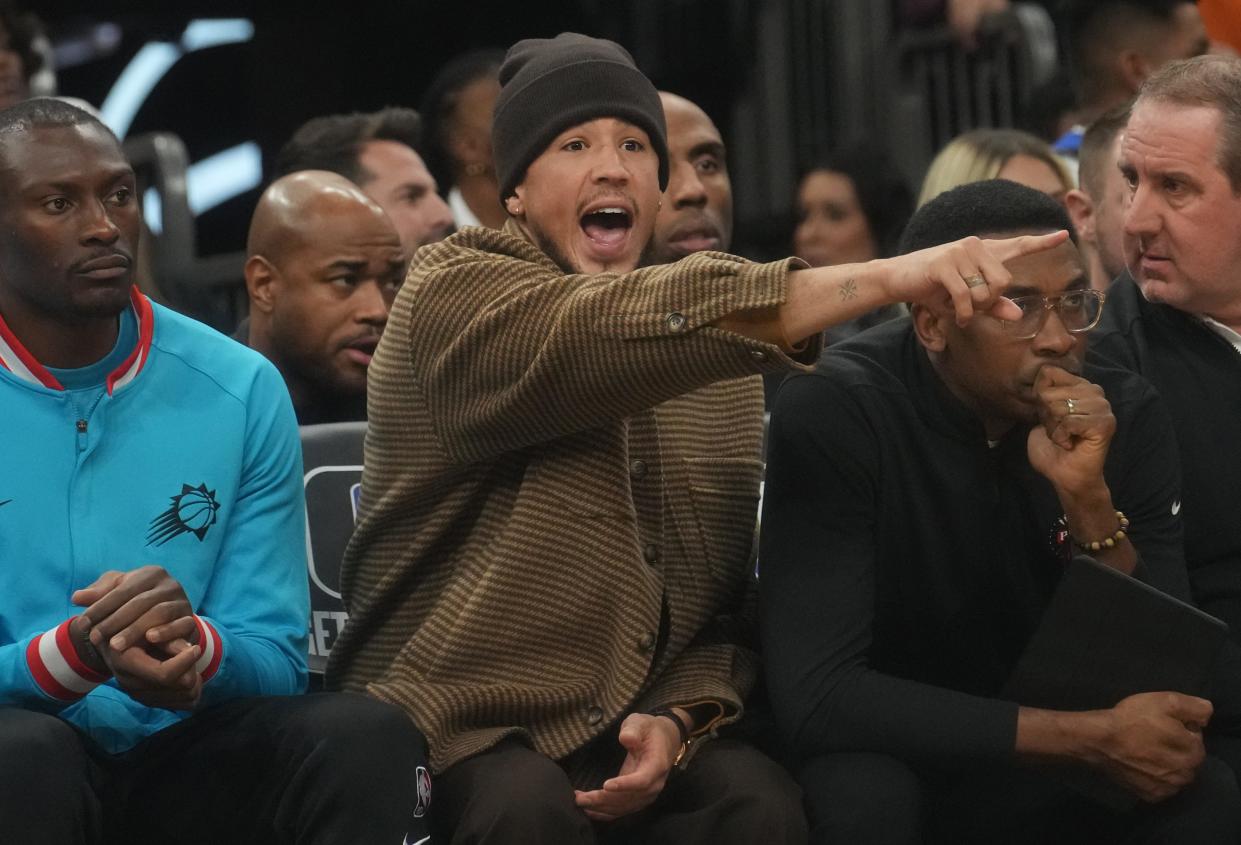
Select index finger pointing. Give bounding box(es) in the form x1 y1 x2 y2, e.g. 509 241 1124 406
983 230 1070 263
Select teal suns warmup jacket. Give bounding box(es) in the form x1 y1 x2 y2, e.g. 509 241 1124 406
0 288 308 752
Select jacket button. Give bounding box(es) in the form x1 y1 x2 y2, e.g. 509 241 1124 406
643 544 659 565
638 632 656 653
630 459 648 479
665 312 687 333
587 706 604 725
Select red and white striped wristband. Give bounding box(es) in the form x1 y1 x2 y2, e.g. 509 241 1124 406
193 615 223 683
27 615 224 702
26 619 110 702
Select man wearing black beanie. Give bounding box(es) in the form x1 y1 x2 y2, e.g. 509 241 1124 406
328 31 1068 844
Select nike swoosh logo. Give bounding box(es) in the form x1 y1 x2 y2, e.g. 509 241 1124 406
0 499 11 508
1172 500 1182 515
403 837 431 845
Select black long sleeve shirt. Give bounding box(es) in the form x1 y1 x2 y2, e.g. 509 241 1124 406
759 319 1187 768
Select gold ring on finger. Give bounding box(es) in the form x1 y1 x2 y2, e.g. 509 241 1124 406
1065 397 1077 414
964 274 987 289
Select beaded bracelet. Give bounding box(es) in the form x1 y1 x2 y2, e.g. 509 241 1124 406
1072 510 1130 553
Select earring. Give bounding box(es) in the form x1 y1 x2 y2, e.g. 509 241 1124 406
507 199 522 215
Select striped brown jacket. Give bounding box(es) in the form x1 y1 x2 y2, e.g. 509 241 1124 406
326 222 815 780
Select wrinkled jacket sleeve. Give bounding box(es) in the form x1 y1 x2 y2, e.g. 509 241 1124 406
405 233 814 463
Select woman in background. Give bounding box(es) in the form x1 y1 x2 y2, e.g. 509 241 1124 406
917 127 1074 207
419 49 506 229
793 144 914 344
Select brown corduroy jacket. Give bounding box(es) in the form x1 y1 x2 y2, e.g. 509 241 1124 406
325 221 816 781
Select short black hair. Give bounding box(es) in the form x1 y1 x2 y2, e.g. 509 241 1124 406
273 107 423 185
419 48 504 191
899 179 1076 254
806 143 913 259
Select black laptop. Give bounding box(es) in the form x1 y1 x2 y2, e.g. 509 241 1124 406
1001 554 1229 808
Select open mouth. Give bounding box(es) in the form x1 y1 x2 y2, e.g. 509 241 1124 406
580 206 633 253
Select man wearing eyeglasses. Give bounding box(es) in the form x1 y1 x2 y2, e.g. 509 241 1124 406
760 179 1241 844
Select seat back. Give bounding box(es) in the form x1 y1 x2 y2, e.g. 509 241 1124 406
300 421 366 674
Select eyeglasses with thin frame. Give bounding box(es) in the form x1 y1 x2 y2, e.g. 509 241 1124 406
996 289 1107 340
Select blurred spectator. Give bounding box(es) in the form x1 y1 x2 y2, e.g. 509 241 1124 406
239 171 405 424
1022 68 1079 142
1056 0 1208 156
648 91 733 263
0 1 42 109
793 144 914 344
795 146 912 267
1065 106 1131 290
420 48 506 229
918 127 1073 207
899 0 1011 49
273 107 453 253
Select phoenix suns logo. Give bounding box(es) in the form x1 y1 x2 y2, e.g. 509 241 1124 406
147 483 221 546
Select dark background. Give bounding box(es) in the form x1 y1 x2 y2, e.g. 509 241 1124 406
37 1 766 257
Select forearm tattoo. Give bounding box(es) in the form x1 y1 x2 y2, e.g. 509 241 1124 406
839 277 858 301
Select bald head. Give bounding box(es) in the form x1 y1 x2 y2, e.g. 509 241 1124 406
650 91 733 263
243 170 406 422
247 170 393 262
659 91 710 125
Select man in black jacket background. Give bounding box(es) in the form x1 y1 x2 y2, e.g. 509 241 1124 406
1091 54 1241 776
1092 54 1241 663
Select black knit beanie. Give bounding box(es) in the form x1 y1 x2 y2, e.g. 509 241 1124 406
492 32 669 200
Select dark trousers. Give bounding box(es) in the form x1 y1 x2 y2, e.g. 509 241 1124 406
799 751 1241 845
0 693 432 845
431 737 808 844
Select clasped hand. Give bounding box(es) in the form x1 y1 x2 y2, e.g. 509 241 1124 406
68 565 202 710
